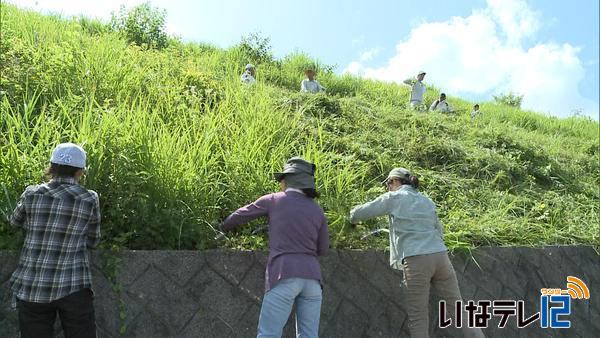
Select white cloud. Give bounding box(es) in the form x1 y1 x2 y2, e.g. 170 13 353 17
345 0 598 119
343 48 381 73
351 34 366 47
344 61 364 74
360 47 380 62
486 0 540 45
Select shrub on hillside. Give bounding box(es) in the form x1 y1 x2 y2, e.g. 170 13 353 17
493 91 523 108
238 32 273 66
110 2 168 49
180 69 223 109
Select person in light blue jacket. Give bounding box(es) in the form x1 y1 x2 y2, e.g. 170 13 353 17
350 168 485 338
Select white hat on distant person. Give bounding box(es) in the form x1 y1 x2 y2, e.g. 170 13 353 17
245 63 255 70
418 70 426 75
50 143 87 169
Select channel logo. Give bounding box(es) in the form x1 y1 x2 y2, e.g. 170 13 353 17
439 276 590 329
540 276 590 328
565 276 590 300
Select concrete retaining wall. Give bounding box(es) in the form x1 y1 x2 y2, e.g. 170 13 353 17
1 246 598 337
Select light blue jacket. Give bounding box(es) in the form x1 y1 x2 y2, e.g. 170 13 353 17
350 185 447 269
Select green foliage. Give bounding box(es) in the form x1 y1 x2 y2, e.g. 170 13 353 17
238 32 273 65
493 91 524 108
110 2 168 49
101 248 128 335
1 3 598 252
77 15 111 36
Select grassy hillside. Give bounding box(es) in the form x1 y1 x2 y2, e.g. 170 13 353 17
1 4 598 251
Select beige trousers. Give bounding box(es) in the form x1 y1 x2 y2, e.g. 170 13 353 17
403 252 485 338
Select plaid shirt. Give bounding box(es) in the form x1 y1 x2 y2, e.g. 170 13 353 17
9 177 101 306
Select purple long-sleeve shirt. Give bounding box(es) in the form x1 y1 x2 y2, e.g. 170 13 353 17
222 190 329 292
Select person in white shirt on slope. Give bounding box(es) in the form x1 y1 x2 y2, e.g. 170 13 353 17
429 93 454 113
241 64 256 85
403 70 427 107
301 68 325 93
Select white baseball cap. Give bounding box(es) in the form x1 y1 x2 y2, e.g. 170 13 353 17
245 63 255 70
382 167 411 184
50 143 86 169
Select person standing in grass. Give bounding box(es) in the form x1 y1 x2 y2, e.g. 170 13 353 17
403 70 427 108
470 104 481 119
301 67 326 93
429 93 454 113
221 157 329 338
241 63 257 85
349 168 485 338
8 143 101 338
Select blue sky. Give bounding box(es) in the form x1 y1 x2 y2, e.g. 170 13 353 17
9 0 600 119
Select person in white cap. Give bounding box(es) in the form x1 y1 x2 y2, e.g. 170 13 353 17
301 67 325 93
429 93 454 113
349 168 485 338
8 142 101 338
403 71 427 108
241 63 256 85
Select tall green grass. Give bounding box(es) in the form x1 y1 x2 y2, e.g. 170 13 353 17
1 4 598 251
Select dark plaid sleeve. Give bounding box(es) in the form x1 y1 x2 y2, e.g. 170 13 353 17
87 193 101 248
9 188 30 228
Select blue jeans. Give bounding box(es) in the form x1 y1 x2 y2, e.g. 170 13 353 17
257 277 322 338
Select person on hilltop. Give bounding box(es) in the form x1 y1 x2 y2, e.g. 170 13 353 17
8 143 101 338
220 157 329 338
349 168 485 338
470 104 481 119
301 67 325 93
429 93 454 113
241 63 257 85
403 70 427 108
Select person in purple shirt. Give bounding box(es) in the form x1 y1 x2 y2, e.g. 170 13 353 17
221 157 329 338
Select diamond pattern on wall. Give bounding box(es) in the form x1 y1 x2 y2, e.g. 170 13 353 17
0 247 598 337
